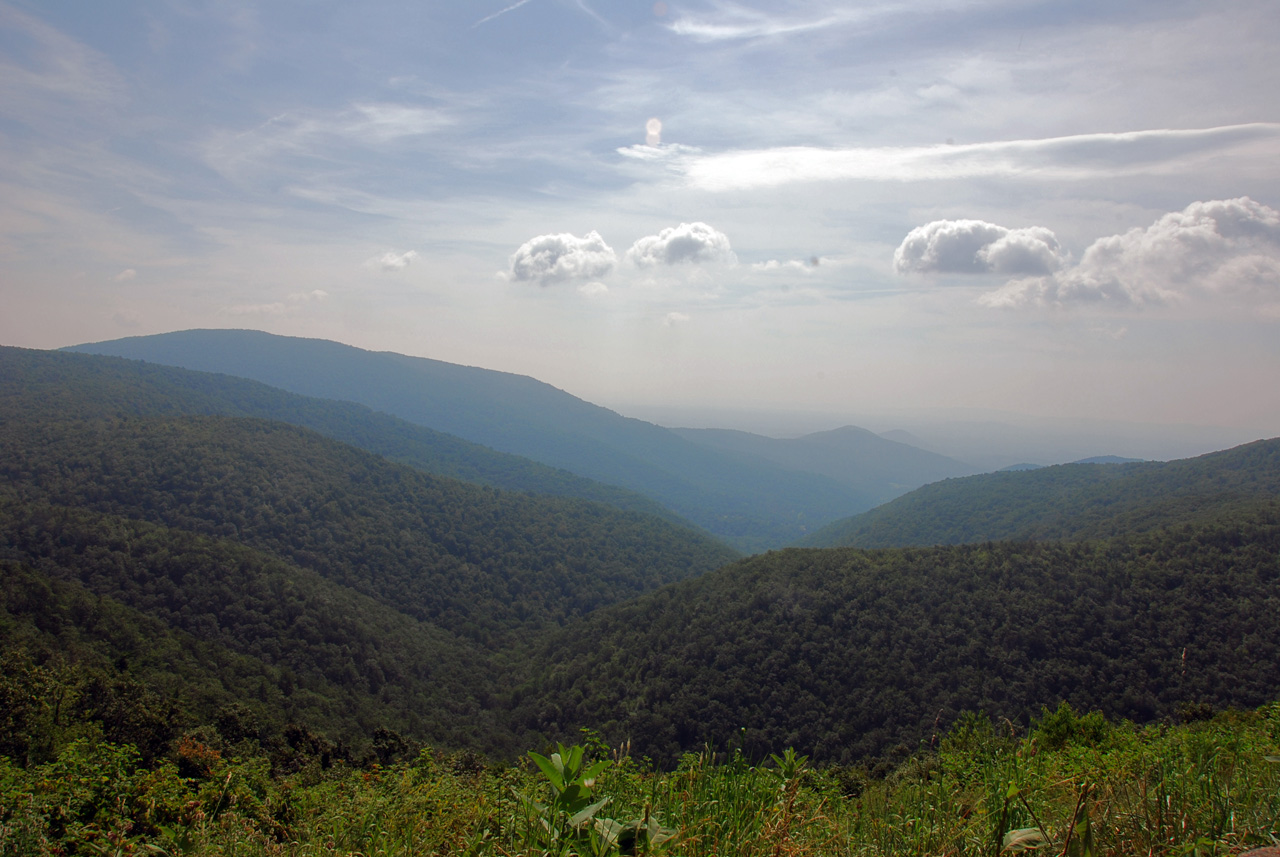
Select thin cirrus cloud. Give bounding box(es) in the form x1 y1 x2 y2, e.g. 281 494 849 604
626 222 734 267
223 289 328 317
979 197 1280 309
668 124 1280 191
205 103 453 182
667 5 852 41
508 230 618 285
894 220 1067 277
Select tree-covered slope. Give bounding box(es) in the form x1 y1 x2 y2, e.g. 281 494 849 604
0 415 738 643
0 505 506 756
513 508 1280 765
0 346 682 524
802 437 1280 548
65 330 876 551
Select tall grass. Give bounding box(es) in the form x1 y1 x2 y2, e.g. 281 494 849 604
2 704 1277 856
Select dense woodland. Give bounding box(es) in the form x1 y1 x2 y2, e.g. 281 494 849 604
805 439 1280 548
517 507 1280 764
0 346 682 522
2 344 1280 854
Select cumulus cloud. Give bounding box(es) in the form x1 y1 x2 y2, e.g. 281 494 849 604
366 250 418 271
895 220 1067 276
663 311 691 326
508 231 617 286
627 222 734 268
111 268 137 282
980 197 1280 308
578 282 608 297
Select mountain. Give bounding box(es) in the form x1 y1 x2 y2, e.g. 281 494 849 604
0 415 737 643
802 437 1280 549
512 507 1280 764
671 424 977 511
68 330 888 551
12 336 1280 770
1072 455 1146 465
0 505 506 756
1 346 678 524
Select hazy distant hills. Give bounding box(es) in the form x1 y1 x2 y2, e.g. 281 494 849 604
2 346 680 525
803 438 1280 548
672 424 976 509
67 330 968 551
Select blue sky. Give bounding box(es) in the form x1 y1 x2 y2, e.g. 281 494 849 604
2 0 1279 437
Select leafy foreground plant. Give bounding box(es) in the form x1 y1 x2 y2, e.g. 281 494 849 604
507 742 676 856
2 706 1279 856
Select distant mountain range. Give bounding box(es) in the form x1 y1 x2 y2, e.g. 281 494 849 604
66 330 975 551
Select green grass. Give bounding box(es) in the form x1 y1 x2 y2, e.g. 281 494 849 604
2 704 1278 856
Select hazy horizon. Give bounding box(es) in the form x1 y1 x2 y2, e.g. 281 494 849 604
58 326 1267 469
3 1 1278 436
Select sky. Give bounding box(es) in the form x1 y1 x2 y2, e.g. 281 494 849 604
2 0 1279 440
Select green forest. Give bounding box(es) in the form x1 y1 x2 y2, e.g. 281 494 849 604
2 346 1280 854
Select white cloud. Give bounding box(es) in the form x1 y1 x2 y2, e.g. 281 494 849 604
668 5 850 41
979 197 1280 309
578 281 608 297
509 230 617 285
617 142 702 162
367 250 419 271
349 104 452 143
750 257 822 272
627 222 734 267
288 289 329 302
895 220 1066 276
111 268 137 282
663 311 690 326
673 124 1280 191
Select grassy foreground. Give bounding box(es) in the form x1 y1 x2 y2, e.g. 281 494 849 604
2 703 1278 856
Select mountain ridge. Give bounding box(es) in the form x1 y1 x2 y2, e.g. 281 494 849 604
66 330 960 551
803 437 1280 548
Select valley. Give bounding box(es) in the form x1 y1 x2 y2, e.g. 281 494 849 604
2 336 1279 854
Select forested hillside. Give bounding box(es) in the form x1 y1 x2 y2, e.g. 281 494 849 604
4 341 1280 776
68 330 921 551
0 508 505 757
515 508 1280 764
804 437 1280 548
0 416 736 642
0 346 680 523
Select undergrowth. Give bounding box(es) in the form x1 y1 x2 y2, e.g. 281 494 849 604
2 702 1278 856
